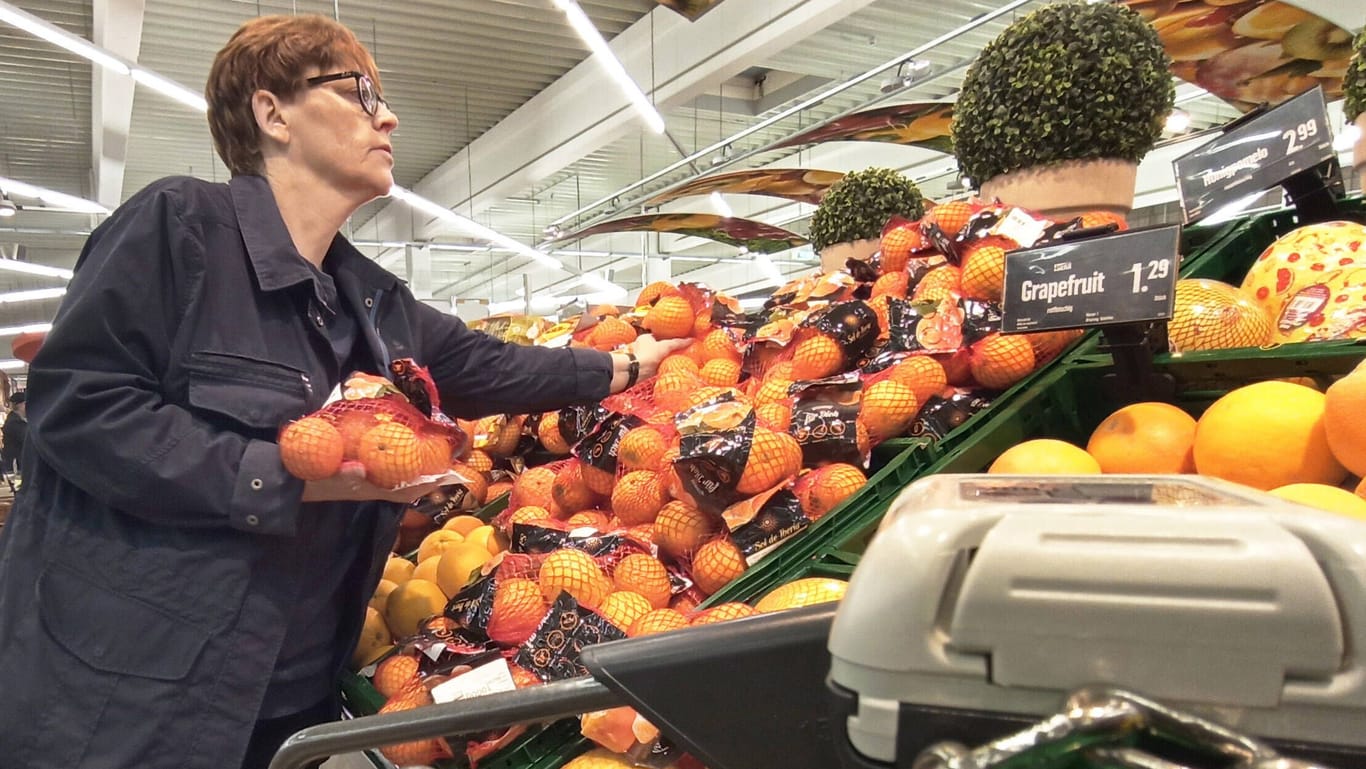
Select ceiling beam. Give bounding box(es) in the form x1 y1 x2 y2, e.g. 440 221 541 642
361 0 880 248
91 0 146 209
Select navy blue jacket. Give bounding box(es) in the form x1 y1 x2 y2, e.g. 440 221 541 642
0 175 612 768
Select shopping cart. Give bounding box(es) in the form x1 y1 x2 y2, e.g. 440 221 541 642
270 475 1366 769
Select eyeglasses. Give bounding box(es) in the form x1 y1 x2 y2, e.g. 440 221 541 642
304 71 388 116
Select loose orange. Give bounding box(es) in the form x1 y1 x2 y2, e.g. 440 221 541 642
612 553 673 609
989 439 1101 475
736 427 802 495
970 334 1036 391
887 356 947 405
653 500 717 559
627 608 689 637
597 591 654 632
486 577 549 647
1086 402 1197 474
611 470 669 525
619 427 668 472
644 295 695 340
790 334 845 381
1194 381 1346 491
280 416 345 480
383 579 448 638
538 549 611 610
691 538 747 595
358 422 425 488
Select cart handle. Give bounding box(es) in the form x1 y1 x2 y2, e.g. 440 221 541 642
268 676 620 769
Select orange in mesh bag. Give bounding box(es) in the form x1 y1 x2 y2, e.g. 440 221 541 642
278 360 468 489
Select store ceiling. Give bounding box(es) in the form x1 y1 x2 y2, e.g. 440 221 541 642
0 0 1359 342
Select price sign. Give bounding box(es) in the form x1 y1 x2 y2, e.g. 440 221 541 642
1174 86 1334 223
1001 226 1179 334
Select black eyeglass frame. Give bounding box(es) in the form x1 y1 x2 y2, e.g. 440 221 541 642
304 71 388 116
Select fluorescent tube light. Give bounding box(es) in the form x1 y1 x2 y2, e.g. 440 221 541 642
0 3 129 75
551 0 666 134
0 322 52 336
0 176 108 215
0 260 72 280
389 186 567 272
0 359 29 371
131 68 208 113
0 287 66 304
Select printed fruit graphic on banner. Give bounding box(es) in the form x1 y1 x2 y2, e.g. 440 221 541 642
1086 402 1197 474
1193 380 1346 491
1168 279 1272 352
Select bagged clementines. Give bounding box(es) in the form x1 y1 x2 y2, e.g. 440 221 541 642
278 361 468 489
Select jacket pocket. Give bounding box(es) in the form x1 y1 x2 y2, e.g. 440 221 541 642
38 562 210 681
184 349 313 432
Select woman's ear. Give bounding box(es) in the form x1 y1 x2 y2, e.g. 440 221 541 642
252 90 289 146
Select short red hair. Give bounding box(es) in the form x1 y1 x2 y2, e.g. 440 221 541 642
206 14 380 176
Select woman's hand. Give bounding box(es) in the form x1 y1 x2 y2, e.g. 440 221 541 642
610 334 692 392
301 463 446 504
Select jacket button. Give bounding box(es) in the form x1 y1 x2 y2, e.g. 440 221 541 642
315 315 325 327
364 297 374 308
245 514 260 526
250 478 264 490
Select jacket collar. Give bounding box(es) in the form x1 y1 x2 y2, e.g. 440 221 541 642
228 174 400 300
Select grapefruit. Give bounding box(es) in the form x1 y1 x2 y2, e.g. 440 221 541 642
1193 381 1346 491
1086 402 1197 474
1269 483 1366 521
989 439 1101 475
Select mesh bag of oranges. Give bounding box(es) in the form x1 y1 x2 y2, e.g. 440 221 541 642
277 364 469 489
673 392 801 516
788 375 869 468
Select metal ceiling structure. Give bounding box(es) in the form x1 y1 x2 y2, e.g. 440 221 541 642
0 0 1361 348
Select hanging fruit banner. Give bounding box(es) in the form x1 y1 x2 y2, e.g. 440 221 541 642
553 213 808 254
643 169 845 207
1121 0 1352 112
773 102 955 154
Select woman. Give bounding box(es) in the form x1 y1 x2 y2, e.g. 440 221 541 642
0 14 682 769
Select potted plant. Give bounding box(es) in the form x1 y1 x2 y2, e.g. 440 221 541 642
1347 28 1365 189
951 1 1175 218
808 167 925 272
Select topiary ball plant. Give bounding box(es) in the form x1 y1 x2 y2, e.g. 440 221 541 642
808 167 924 252
952 1 1175 187
1346 28 1366 124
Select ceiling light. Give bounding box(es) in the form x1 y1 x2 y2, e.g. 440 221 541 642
710 191 733 218
0 198 15 218
0 322 52 336
0 259 72 280
131 69 208 112
389 186 568 273
552 0 666 134
0 3 129 75
0 359 29 371
0 287 66 304
1165 109 1192 134
0 176 108 215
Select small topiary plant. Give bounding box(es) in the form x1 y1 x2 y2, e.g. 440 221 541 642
808 167 924 252
952 1 1175 187
1346 28 1366 123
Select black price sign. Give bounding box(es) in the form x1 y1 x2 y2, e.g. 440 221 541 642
1001 226 1179 334
1174 87 1334 223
